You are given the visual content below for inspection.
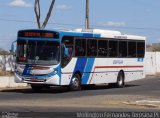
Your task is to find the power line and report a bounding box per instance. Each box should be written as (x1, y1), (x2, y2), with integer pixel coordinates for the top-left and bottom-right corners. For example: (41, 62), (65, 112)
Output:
(0, 18), (84, 27)
(0, 18), (160, 31)
(0, 18), (37, 23)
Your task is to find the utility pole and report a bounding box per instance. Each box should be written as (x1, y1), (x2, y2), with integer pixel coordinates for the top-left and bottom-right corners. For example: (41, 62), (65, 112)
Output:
(85, 0), (89, 29)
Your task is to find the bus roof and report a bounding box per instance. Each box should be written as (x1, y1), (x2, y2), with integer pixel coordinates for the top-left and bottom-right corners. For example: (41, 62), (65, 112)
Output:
(18, 29), (146, 41)
(74, 29), (146, 40)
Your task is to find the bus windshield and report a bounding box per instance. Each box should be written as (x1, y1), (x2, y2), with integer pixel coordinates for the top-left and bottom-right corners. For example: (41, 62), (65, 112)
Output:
(17, 40), (60, 65)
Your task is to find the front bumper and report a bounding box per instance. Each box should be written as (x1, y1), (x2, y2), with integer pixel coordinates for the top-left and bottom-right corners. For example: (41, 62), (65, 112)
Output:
(15, 73), (60, 85)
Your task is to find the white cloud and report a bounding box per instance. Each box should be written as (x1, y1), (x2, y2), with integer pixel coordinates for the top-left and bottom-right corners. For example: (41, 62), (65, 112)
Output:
(56, 4), (71, 11)
(8, 0), (32, 8)
(100, 21), (126, 27)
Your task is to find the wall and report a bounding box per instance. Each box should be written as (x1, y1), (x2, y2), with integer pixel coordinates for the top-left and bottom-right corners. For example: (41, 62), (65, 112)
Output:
(144, 52), (160, 75)
(155, 52), (160, 72)
(0, 55), (15, 71)
(0, 76), (27, 88)
(144, 52), (156, 75)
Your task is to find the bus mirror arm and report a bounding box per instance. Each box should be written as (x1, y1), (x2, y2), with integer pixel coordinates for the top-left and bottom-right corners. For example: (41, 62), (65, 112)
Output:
(10, 40), (17, 56)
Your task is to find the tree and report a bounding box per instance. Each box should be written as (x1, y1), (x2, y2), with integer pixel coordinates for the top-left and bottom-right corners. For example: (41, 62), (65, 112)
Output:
(34, 0), (56, 29)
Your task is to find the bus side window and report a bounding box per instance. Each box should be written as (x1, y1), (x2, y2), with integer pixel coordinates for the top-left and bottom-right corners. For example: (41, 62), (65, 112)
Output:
(75, 39), (86, 57)
(87, 39), (97, 57)
(119, 41), (127, 57)
(61, 36), (74, 68)
(98, 40), (108, 57)
(109, 40), (118, 57)
(128, 42), (136, 57)
(137, 42), (145, 58)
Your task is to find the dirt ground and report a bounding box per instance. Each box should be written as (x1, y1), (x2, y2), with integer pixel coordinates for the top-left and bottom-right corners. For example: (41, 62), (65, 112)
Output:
(0, 70), (14, 76)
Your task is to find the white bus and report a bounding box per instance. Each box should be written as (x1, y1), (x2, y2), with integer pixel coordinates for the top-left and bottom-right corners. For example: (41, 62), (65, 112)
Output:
(12, 29), (146, 91)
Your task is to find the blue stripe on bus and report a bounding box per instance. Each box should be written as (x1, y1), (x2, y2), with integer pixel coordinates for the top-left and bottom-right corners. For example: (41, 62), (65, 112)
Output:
(83, 33), (94, 37)
(82, 58), (95, 84)
(70, 58), (87, 84)
(83, 33), (101, 38)
(23, 64), (31, 75)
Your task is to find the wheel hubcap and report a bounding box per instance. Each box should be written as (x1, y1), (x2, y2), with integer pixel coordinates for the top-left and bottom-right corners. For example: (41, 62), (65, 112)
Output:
(72, 77), (79, 88)
(118, 75), (123, 86)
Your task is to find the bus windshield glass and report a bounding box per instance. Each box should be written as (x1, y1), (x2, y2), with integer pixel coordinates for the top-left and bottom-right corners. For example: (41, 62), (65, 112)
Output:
(17, 40), (60, 65)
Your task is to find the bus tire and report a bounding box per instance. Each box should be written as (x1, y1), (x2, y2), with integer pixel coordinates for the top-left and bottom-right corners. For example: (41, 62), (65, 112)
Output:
(31, 84), (43, 91)
(116, 71), (125, 88)
(70, 74), (81, 91)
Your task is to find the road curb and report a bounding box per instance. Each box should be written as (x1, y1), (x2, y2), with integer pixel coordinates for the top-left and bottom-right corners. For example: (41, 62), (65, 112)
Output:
(0, 86), (31, 92)
(122, 100), (160, 108)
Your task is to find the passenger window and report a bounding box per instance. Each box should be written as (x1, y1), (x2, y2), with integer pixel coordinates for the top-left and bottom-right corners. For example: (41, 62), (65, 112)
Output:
(137, 42), (145, 57)
(61, 36), (74, 68)
(119, 41), (127, 57)
(98, 40), (108, 57)
(75, 39), (86, 57)
(109, 41), (118, 57)
(128, 42), (136, 57)
(87, 39), (97, 57)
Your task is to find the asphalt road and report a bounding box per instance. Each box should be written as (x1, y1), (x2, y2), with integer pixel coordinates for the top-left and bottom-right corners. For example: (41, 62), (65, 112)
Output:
(1, 75), (160, 99)
(0, 75), (160, 117)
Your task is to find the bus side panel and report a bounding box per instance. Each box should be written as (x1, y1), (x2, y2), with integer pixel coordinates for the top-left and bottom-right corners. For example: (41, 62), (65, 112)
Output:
(61, 58), (77, 85)
(82, 58), (118, 85)
(81, 58), (95, 84)
(88, 58), (118, 84)
(124, 58), (144, 82)
(87, 58), (144, 84)
(60, 57), (144, 85)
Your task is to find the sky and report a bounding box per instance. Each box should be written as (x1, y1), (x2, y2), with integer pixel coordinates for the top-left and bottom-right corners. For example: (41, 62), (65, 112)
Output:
(0, 0), (160, 51)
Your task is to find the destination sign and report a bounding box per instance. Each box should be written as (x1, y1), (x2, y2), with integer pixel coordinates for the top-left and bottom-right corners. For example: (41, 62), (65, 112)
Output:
(18, 30), (59, 38)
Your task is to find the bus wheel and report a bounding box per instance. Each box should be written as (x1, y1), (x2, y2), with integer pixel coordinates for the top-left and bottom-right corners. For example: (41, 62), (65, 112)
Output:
(70, 74), (81, 91)
(31, 84), (43, 91)
(116, 72), (125, 88)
